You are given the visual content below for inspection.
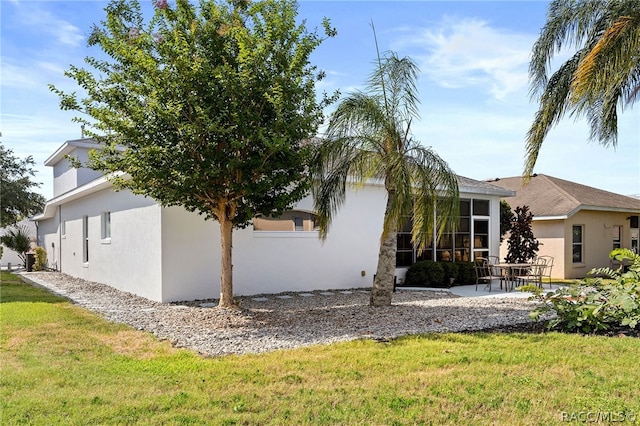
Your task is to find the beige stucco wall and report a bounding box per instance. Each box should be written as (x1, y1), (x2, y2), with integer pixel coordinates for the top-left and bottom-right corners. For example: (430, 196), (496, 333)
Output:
(500, 210), (638, 279)
(530, 220), (565, 278)
(562, 210), (636, 279)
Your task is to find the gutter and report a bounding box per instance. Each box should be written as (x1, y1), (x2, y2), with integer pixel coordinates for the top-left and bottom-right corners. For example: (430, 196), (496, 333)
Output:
(33, 172), (126, 221)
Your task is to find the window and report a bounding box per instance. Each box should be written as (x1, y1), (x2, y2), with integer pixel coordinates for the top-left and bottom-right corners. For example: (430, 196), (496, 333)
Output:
(253, 211), (318, 232)
(473, 199), (490, 216)
(82, 215), (89, 263)
(613, 225), (621, 250)
(472, 219), (489, 260)
(101, 212), (111, 240)
(61, 220), (66, 238)
(572, 225), (583, 264)
(395, 198), (478, 266)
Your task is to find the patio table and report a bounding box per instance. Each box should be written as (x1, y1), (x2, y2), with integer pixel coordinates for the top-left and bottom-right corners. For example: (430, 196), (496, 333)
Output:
(494, 263), (532, 291)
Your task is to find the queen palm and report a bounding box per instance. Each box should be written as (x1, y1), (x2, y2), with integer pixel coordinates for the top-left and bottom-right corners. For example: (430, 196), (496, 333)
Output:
(525, 0), (640, 177)
(311, 51), (459, 307)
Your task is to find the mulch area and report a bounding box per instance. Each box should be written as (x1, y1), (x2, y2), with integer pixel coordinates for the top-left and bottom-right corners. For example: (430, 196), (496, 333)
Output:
(475, 321), (640, 338)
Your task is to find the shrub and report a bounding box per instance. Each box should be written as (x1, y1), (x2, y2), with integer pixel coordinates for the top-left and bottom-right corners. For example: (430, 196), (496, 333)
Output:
(32, 246), (47, 271)
(455, 262), (476, 285)
(404, 261), (446, 288)
(505, 205), (539, 263)
(530, 249), (640, 333)
(441, 262), (459, 286)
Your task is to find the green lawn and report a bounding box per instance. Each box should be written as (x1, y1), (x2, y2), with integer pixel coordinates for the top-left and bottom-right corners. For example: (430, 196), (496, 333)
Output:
(1, 271), (639, 425)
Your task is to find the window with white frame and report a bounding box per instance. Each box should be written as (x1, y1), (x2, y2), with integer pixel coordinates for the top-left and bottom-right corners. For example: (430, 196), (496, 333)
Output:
(396, 198), (489, 267)
(253, 211), (318, 232)
(61, 220), (66, 238)
(101, 212), (111, 240)
(82, 215), (89, 263)
(572, 225), (583, 264)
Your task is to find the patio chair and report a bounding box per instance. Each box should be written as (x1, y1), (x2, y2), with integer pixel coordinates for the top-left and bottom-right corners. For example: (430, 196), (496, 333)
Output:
(537, 255), (554, 288)
(487, 256), (507, 290)
(514, 258), (546, 288)
(474, 258), (503, 292)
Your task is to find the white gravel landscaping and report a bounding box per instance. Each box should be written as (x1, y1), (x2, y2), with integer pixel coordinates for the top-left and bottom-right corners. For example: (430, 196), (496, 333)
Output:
(18, 271), (546, 357)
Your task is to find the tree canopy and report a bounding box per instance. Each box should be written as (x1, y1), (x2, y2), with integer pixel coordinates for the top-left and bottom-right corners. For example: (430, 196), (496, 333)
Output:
(525, 0), (640, 178)
(0, 143), (46, 227)
(50, 0), (336, 307)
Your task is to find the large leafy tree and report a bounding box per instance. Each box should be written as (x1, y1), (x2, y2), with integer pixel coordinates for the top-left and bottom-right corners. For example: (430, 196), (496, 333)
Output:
(0, 143), (46, 227)
(311, 49), (459, 307)
(525, 0), (640, 177)
(50, 0), (336, 308)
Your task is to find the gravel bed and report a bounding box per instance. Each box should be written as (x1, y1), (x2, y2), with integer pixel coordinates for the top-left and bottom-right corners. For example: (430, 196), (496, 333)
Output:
(19, 272), (548, 357)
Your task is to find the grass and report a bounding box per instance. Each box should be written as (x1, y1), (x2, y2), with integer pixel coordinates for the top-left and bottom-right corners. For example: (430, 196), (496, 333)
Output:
(2, 271), (639, 425)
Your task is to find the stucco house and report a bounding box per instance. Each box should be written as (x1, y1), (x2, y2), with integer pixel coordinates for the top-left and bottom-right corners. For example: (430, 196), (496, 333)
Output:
(34, 138), (513, 302)
(489, 174), (640, 279)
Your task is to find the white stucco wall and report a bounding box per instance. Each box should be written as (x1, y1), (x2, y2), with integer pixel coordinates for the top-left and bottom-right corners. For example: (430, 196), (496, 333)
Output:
(157, 184), (387, 301)
(234, 185), (386, 296)
(52, 147), (103, 197)
(160, 206), (219, 302)
(38, 188), (164, 301)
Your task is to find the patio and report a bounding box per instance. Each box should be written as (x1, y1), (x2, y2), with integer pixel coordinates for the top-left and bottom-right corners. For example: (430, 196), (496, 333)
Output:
(404, 282), (563, 299)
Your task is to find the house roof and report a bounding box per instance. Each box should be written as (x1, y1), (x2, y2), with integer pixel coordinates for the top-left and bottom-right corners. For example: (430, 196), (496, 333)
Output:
(33, 172), (126, 221)
(44, 138), (103, 166)
(457, 175), (515, 197)
(487, 174), (640, 219)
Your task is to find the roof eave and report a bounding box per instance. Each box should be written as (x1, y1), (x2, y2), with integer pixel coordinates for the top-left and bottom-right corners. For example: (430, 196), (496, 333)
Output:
(33, 172), (125, 220)
(532, 205), (640, 221)
(44, 138), (102, 166)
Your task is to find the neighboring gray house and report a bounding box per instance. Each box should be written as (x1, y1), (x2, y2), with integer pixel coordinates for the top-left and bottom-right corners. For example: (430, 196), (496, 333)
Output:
(34, 138), (513, 302)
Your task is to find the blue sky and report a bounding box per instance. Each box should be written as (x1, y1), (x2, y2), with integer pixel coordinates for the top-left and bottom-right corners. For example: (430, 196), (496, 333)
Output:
(2, 0), (639, 200)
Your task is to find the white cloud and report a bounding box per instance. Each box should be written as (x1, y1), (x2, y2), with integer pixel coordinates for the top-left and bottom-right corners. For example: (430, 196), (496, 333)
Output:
(395, 17), (534, 101)
(26, 9), (85, 47)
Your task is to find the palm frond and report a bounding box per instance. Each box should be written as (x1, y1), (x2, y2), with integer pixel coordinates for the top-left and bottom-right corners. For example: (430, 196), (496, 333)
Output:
(367, 52), (420, 128)
(405, 145), (459, 251)
(529, 0), (604, 97)
(526, 0), (639, 178)
(524, 52), (581, 178)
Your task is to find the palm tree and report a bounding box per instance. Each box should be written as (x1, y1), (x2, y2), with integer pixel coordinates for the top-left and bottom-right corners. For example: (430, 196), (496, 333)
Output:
(525, 0), (640, 178)
(311, 50), (459, 307)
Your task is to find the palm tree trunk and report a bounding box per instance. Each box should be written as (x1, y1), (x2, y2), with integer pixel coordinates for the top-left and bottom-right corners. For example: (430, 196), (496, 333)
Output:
(370, 193), (398, 307)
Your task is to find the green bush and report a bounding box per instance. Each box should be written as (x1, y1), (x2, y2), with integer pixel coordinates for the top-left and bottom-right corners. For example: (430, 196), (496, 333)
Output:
(404, 261), (475, 287)
(455, 262), (476, 285)
(530, 249), (640, 333)
(32, 246), (47, 271)
(404, 261), (446, 288)
(441, 262), (459, 286)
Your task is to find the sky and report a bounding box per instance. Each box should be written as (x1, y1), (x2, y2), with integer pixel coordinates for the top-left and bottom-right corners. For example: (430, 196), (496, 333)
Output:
(1, 0), (639, 201)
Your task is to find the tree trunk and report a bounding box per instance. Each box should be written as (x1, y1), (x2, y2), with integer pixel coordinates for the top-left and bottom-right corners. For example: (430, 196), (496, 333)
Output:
(370, 193), (398, 307)
(218, 213), (236, 309)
